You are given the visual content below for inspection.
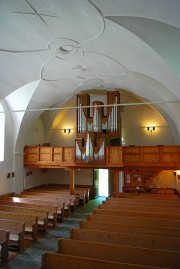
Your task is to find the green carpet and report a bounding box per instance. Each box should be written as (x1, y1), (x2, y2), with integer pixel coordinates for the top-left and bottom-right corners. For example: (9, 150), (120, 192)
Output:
(3, 197), (105, 269)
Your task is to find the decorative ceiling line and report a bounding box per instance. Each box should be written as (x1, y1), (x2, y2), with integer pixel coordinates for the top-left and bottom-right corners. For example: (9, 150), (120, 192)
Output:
(1, 99), (180, 114)
(12, 0), (61, 27)
(80, 0), (105, 44)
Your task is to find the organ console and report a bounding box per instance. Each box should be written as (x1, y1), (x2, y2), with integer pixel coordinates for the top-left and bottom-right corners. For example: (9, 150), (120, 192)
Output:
(75, 91), (121, 164)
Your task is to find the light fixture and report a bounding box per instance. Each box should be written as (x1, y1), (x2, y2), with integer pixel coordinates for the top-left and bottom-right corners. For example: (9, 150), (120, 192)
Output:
(147, 126), (155, 132)
(64, 128), (71, 134)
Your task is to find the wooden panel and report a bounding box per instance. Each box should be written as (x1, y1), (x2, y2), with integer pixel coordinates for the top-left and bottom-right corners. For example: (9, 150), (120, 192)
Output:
(53, 147), (63, 162)
(40, 147), (53, 162)
(106, 147), (122, 165)
(161, 146), (180, 153)
(63, 148), (75, 164)
(123, 154), (141, 162)
(24, 146), (39, 164)
(162, 153), (180, 162)
(123, 147), (140, 154)
(142, 147), (159, 153)
(143, 154), (159, 162)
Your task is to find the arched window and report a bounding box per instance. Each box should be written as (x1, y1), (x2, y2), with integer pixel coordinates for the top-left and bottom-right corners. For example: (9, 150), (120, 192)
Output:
(0, 103), (5, 161)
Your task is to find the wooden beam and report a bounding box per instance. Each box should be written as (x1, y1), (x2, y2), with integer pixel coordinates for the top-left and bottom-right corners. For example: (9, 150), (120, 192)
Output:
(70, 169), (75, 195)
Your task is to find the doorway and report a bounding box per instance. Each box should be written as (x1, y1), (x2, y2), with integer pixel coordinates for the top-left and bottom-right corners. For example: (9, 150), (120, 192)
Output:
(94, 169), (109, 197)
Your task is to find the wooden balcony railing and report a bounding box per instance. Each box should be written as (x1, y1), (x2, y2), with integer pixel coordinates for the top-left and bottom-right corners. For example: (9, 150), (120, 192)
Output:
(24, 145), (180, 170)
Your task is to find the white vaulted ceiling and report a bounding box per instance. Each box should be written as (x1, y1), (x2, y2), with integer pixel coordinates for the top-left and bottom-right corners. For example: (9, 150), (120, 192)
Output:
(0, 0), (180, 145)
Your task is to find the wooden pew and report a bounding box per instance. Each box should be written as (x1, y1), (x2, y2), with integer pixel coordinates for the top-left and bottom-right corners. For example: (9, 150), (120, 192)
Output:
(19, 192), (68, 217)
(0, 199), (58, 228)
(104, 197), (180, 207)
(23, 190), (77, 212)
(70, 228), (180, 251)
(0, 205), (49, 234)
(87, 213), (180, 229)
(0, 229), (9, 265)
(39, 252), (160, 269)
(0, 211), (38, 241)
(103, 200), (180, 210)
(57, 238), (179, 268)
(105, 195), (180, 201)
(99, 203), (180, 214)
(93, 208), (180, 220)
(118, 192), (179, 200)
(35, 185), (89, 204)
(80, 220), (180, 238)
(0, 219), (25, 252)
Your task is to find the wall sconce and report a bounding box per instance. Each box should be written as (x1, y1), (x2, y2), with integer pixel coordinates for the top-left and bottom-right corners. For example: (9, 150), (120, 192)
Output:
(147, 126), (155, 132)
(64, 128), (71, 134)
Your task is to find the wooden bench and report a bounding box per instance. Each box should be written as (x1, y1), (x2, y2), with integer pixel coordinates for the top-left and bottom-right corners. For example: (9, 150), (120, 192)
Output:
(103, 199), (180, 209)
(39, 252), (161, 269)
(35, 185), (89, 204)
(70, 228), (180, 251)
(80, 220), (180, 238)
(20, 193), (68, 217)
(105, 197), (180, 205)
(57, 238), (179, 268)
(93, 208), (180, 220)
(0, 211), (38, 241)
(118, 192), (179, 200)
(87, 213), (180, 229)
(0, 199), (58, 228)
(0, 205), (49, 234)
(0, 229), (9, 265)
(0, 219), (25, 252)
(99, 203), (180, 214)
(23, 190), (78, 211)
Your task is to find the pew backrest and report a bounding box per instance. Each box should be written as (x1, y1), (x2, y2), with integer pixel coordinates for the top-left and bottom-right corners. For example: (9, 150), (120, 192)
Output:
(0, 219), (25, 252)
(70, 228), (180, 251)
(57, 238), (180, 268)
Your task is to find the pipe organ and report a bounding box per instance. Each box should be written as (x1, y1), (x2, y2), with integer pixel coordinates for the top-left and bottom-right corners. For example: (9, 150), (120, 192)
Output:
(75, 91), (121, 164)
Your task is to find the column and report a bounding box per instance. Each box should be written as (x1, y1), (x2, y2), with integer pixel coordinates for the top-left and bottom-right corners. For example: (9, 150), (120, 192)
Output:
(113, 170), (119, 198)
(69, 169), (75, 195)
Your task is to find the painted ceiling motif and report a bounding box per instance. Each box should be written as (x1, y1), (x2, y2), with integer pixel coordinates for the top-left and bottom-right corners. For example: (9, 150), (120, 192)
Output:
(0, 0), (180, 144)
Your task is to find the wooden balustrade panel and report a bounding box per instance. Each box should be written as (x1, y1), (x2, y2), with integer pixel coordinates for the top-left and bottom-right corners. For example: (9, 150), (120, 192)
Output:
(24, 145), (180, 168)
(106, 147), (122, 165)
(24, 146), (39, 164)
(39, 147), (53, 162)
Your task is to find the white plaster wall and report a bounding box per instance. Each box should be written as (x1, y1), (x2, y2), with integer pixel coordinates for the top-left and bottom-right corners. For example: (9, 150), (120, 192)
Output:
(0, 110), (15, 195)
(49, 169), (93, 186)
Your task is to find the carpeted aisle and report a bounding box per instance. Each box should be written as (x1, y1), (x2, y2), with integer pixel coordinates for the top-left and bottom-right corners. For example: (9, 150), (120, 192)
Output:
(2, 197), (105, 269)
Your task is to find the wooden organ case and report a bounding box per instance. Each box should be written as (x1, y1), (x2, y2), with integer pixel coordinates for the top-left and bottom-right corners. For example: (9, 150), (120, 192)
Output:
(75, 91), (121, 164)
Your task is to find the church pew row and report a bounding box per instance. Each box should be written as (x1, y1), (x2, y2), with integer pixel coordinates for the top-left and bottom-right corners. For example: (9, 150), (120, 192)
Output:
(93, 208), (180, 220)
(99, 203), (180, 214)
(0, 219), (25, 252)
(0, 229), (9, 265)
(87, 213), (180, 229)
(57, 238), (179, 269)
(70, 228), (180, 251)
(80, 220), (180, 238)
(34, 185), (89, 204)
(118, 192), (179, 199)
(103, 200), (180, 209)
(18, 193), (68, 217)
(39, 252), (164, 269)
(23, 190), (78, 211)
(105, 197), (180, 205)
(0, 199), (58, 228)
(0, 211), (38, 242)
(0, 205), (49, 234)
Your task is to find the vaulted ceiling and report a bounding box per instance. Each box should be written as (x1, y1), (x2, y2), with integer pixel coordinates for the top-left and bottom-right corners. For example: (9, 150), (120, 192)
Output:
(0, 0), (180, 145)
